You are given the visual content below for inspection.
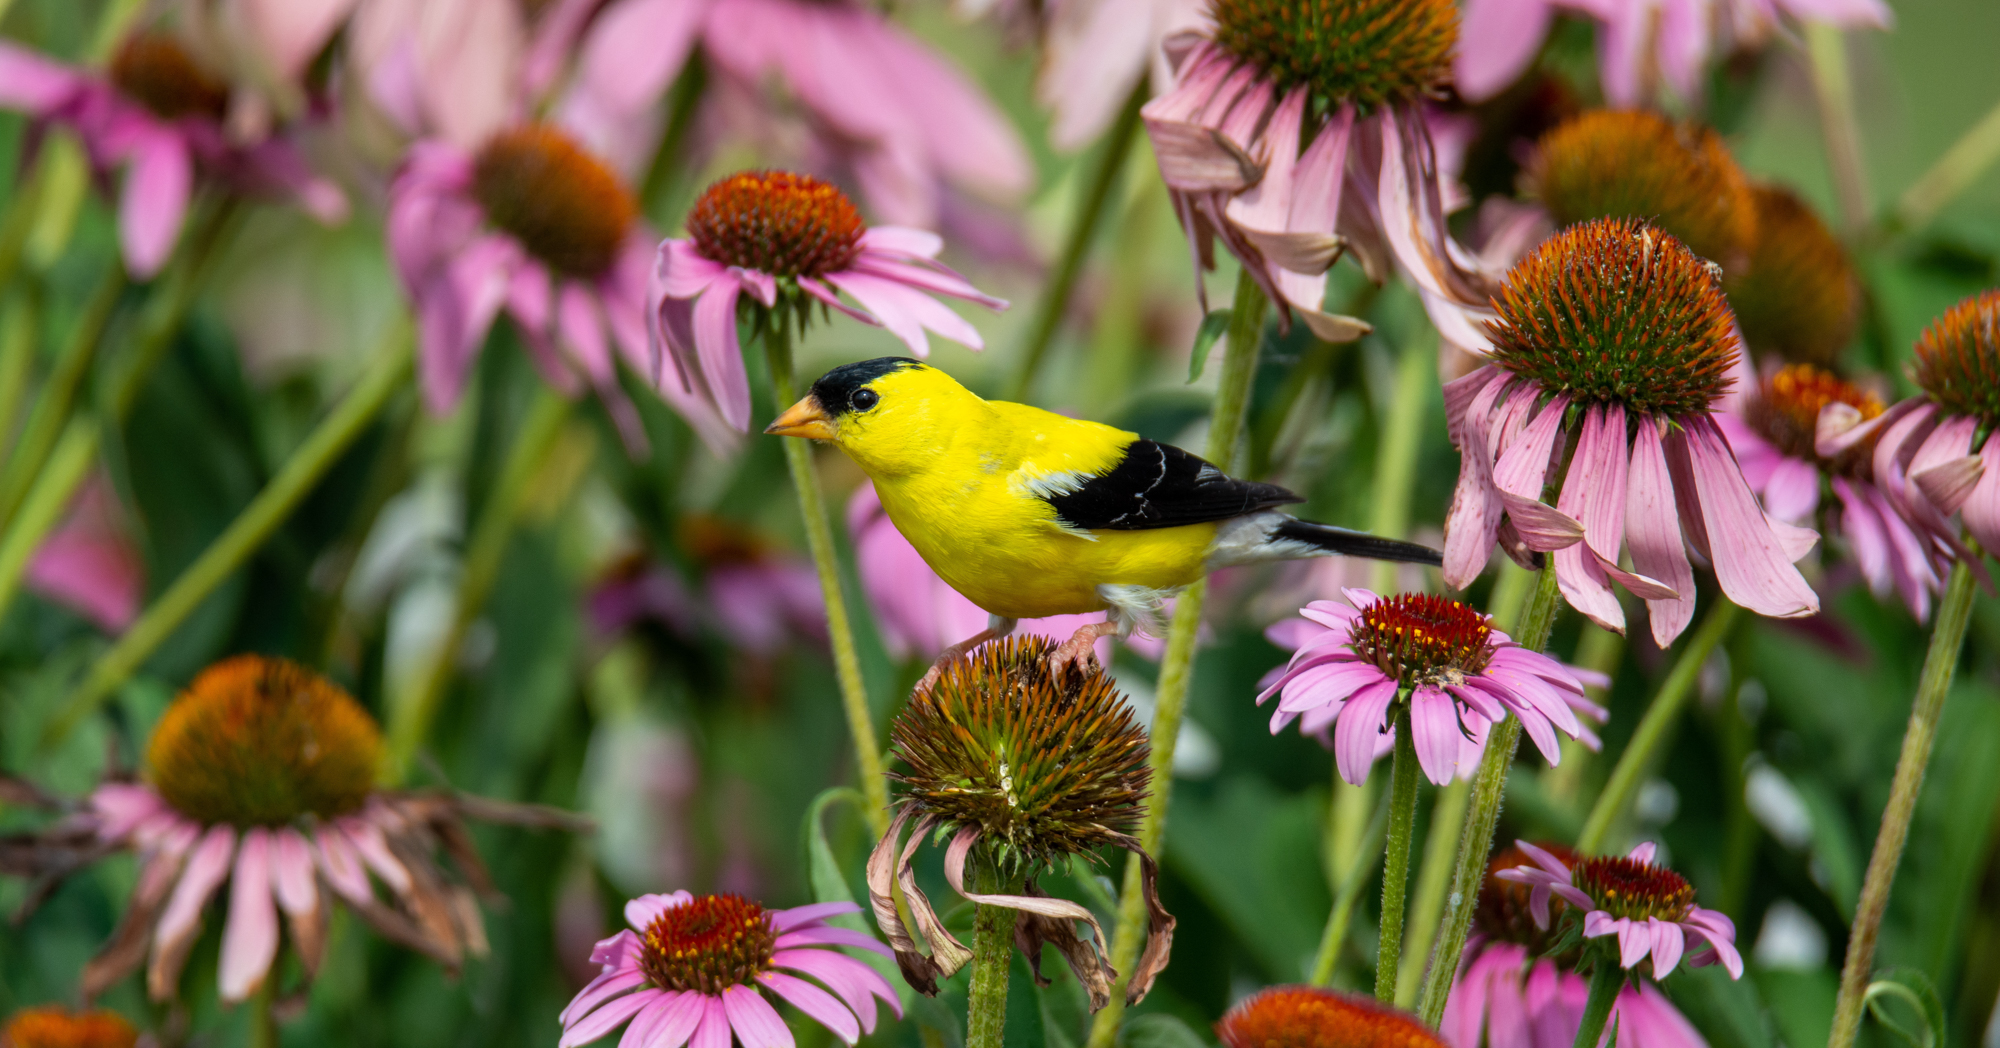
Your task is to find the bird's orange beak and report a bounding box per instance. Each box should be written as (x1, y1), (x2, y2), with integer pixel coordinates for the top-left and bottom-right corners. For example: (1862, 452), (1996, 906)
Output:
(764, 395), (836, 439)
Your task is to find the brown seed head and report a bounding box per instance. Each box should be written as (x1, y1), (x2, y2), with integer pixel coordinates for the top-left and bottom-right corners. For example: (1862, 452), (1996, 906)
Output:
(147, 654), (381, 827)
(472, 125), (637, 279)
(891, 636), (1150, 864)
(687, 171), (867, 280)
(637, 894), (777, 993)
(1474, 842), (1578, 957)
(1911, 289), (2000, 428)
(1217, 986), (1446, 1048)
(1725, 185), (1858, 368)
(1348, 593), (1494, 687)
(1207, 0), (1457, 112)
(1, 1007), (138, 1048)
(110, 32), (229, 122)
(1486, 216), (1740, 417)
(1530, 110), (1755, 267)
(1746, 363), (1882, 464)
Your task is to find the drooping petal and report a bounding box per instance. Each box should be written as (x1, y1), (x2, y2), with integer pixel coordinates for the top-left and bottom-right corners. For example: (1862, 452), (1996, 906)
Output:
(149, 824), (237, 1000)
(1554, 404), (1629, 632)
(1679, 417), (1819, 618)
(1332, 679), (1397, 785)
(823, 270), (985, 355)
(118, 127), (193, 278)
(1961, 436), (2000, 553)
(1493, 395), (1585, 551)
(1648, 917), (1685, 978)
(1408, 686), (1464, 785)
(722, 984), (795, 1048)
(1627, 417), (1698, 645)
(1456, 0), (1555, 100)
(690, 274), (752, 432)
(219, 828), (280, 1002)
(1443, 369), (1515, 587)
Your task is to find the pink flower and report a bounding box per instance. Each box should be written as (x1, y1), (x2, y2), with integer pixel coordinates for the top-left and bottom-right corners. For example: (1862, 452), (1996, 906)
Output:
(1035, 0), (1206, 150)
(589, 519), (827, 654)
(25, 473), (143, 633)
(1456, 0), (1890, 107)
(0, 34), (344, 277)
(1497, 840), (1744, 980)
(1445, 943), (1711, 1048)
(1443, 217), (1819, 646)
(559, 891), (901, 1048)
(650, 170), (1005, 435)
(1257, 589), (1601, 786)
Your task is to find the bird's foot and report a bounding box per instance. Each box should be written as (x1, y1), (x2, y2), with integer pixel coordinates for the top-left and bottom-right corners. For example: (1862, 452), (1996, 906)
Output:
(1047, 621), (1121, 681)
(916, 618), (1018, 694)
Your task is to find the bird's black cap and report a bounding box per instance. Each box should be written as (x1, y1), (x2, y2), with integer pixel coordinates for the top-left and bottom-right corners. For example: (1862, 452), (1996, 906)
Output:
(809, 357), (920, 416)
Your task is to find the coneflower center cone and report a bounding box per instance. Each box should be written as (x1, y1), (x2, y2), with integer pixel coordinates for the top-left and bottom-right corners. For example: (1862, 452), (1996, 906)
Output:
(1475, 843), (1578, 957)
(891, 636), (1149, 864)
(109, 32), (229, 121)
(1911, 289), (2000, 428)
(1207, 0), (1457, 111)
(637, 894), (777, 993)
(1747, 364), (1881, 463)
(1725, 185), (1857, 368)
(1216, 985), (1447, 1048)
(1530, 110), (1755, 268)
(686, 171), (867, 280)
(1486, 216), (1739, 418)
(146, 654), (381, 828)
(472, 125), (637, 279)
(1349, 593), (1493, 688)
(2, 1007), (139, 1048)
(1570, 856), (1696, 923)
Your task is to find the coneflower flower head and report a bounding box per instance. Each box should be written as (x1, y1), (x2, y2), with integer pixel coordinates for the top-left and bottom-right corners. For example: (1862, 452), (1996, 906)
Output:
(1471, 842), (1579, 959)
(1747, 365), (1883, 467)
(1445, 216), (1820, 644)
(1530, 110), (1755, 268)
(1911, 290), (2000, 429)
(108, 32), (228, 121)
(471, 125), (638, 280)
(1217, 985), (1446, 1048)
(1726, 186), (1858, 368)
(1496, 841), (1742, 980)
(1207, 0), (1456, 113)
(0, 1007), (137, 1048)
(868, 638), (1174, 1009)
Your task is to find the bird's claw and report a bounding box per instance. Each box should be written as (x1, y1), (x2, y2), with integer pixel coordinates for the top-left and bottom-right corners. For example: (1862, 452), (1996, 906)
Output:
(1047, 621), (1121, 682)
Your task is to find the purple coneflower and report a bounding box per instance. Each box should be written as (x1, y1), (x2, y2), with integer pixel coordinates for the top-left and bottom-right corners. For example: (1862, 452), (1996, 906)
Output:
(24, 473), (143, 634)
(1035, 0), (1205, 150)
(1218, 985), (1442, 1048)
(557, 890), (901, 1048)
(1258, 590), (1600, 786)
(1443, 216), (1820, 646)
(1496, 840), (1743, 980)
(0, 31), (344, 276)
(650, 170), (1006, 434)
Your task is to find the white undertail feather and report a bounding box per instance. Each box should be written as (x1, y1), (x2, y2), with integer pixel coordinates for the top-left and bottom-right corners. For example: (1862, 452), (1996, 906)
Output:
(1204, 512), (1325, 568)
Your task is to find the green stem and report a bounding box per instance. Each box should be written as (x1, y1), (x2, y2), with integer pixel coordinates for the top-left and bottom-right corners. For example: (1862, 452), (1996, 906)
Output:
(1576, 599), (1743, 854)
(1006, 81), (1146, 403)
(763, 322), (890, 838)
(1087, 268), (1267, 1048)
(1309, 786), (1390, 986)
(966, 857), (1026, 1048)
(45, 328), (415, 748)
(1891, 94), (2000, 236)
(0, 264), (124, 529)
(1414, 562), (1560, 1026)
(1805, 22), (1872, 236)
(385, 382), (568, 779)
(1572, 963), (1624, 1048)
(247, 977), (278, 1048)
(1396, 775), (1469, 1005)
(1828, 560), (1977, 1048)
(0, 418), (98, 625)
(1542, 624), (1623, 807)
(1375, 705), (1422, 1001)
(0, 291), (38, 458)
(1369, 332), (1433, 594)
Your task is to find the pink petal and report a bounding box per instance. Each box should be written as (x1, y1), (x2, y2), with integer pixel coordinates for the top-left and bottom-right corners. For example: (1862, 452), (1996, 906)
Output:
(1409, 686), (1464, 785)
(1443, 369), (1515, 587)
(1332, 680), (1397, 786)
(0, 41), (84, 112)
(1680, 417), (1820, 618)
(1962, 437), (2000, 553)
(219, 828), (279, 1002)
(823, 270), (984, 356)
(1456, 0), (1554, 100)
(639, 991), (709, 1048)
(1762, 455), (1823, 524)
(1493, 395), (1585, 551)
(153, 824), (238, 969)
(270, 828), (319, 917)
(1275, 660), (1388, 714)
(690, 274), (752, 432)
(312, 824), (373, 903)
(563, 970), (651, 1028)
(690, 995), (731, 1048)
(772, 949), (901, 1028)
(625, 891), (693, 932)
(119, 127), (192, 278)
(1627, 417), (1698, 646)
(1554, 404), (1629, 633)
(772, 901), (861, 931)
(772, 926), (894, 956)
(562, 988), (662, 1048)
(339, 816), (413, 894)
(758, 972), (860, 1044)
(1648, 917), (1685, 977)
(722, 984), (794, 1048)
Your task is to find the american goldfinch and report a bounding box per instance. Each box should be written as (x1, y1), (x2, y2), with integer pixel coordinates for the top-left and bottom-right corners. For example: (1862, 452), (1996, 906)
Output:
(767, 357), (1441, 664)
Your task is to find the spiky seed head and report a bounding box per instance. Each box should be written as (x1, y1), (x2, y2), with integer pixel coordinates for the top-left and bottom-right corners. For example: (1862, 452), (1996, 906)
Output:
(1486, 216), (1740, 418)
(1725, 185), (1858, 367)
(147, 655), (381, 828)
(1530, 110), (1755, 268)
(890, 636), (1150, 866)
(1217, 986), (1445, 1048)
(472, 125), (637, 278)
(636, 894), (776, 993)
(1746, 364), (1882, 464)
(1475, 842), (1578, 958)
(1, 1008), (138, 1048)
(1349, 594), (1494, 688)
(1571, 855), (1696, 923)
(110, 32), (229, 121)
(1208, 0), (1457, 113)
(1911, 290), (2000, 428)
(687, 171), (868, 280)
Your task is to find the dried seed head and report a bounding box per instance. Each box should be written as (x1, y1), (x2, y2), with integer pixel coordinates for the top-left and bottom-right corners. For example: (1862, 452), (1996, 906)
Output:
(1208, 0), (1457, 112)
(637, 894), (777, 994)
(110, 32), (229, 122)
(1725, 185), (1858, 368)
(1348, 594), (1494, 688)
(472, 125), (637, 279)
(1571, 855), (1696, 923)
(1746, 364), (1882, 464)
(1487, 216), (1740, 418)
(687, 171), (867, 279)
(1, 1008), (138, 1048)
(891, 636), (1150, 864)
(1217, 986), (1445, 1048)
(147, 655), (381, 828)
(1911, 289), (2000, 428)
(1475, 842), (1577, 957)
(1530, 110), (1755, 268)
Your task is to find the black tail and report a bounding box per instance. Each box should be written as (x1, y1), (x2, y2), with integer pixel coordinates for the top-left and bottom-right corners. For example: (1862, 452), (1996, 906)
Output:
(1275, 518), (1443, 566)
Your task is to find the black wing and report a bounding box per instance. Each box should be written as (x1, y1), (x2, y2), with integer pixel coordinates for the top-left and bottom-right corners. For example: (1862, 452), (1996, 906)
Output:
(1042, 439), (1302, 531)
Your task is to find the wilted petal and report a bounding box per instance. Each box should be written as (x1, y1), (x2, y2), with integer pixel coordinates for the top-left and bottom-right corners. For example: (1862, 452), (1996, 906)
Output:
(1680, 417), (1820, 618)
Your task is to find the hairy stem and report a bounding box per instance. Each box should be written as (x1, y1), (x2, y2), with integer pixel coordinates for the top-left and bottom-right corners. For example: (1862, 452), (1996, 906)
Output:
(1376, 705), (1422, 1001)
(1576, 600), (1742, 854)
(765, 322), (891, 837)
(1828, 560), (1977, 1048)
(1414, 562), (1560, 1025)
(1087, 268), (1267, 1048)
(966, 857), (1026, 1048)
(1397, 775), (1469, 1005)
(1572, 963), (1624, 1048)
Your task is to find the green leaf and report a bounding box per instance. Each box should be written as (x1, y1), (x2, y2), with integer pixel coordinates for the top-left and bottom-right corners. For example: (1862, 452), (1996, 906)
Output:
(1187, 310), (1232, 383)
(1120, 1013), (1210, 1048)
(1662, 967), (1774, 1048)
(1864, 968), (1947, 1048)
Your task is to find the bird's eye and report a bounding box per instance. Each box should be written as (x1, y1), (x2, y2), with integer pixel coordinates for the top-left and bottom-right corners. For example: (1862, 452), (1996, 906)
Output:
(852, 389), (880, 411)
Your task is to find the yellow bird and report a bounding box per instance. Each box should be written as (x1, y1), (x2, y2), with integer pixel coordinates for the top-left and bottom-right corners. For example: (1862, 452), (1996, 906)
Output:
(766, 357), (1441, 667)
